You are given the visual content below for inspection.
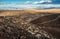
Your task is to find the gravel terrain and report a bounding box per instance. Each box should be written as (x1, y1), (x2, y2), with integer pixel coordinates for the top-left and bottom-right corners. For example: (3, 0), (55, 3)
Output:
(0, 13), (60, 39)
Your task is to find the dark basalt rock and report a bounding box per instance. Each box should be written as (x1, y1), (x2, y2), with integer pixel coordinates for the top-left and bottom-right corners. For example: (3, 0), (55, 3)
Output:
(0, 13), (60, 39)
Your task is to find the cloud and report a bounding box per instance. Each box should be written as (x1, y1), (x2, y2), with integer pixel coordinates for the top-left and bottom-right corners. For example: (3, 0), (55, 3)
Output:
(33, 2), (39, 4)
(40, 0), (52, 3)
(39, 1), (45, 3)
(45, 0), (52, 2)
(33, 0), (52, 4)
(25, 1), (30, 4)
(25, 0), (52, 4)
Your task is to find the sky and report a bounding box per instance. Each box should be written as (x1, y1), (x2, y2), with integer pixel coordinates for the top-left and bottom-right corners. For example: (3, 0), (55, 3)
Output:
(0, 0), (60, 10)
(0, 0), (60, 4)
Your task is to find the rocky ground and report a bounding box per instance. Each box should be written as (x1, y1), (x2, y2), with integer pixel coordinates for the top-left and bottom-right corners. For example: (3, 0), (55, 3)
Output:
(0, 13), (60, 39)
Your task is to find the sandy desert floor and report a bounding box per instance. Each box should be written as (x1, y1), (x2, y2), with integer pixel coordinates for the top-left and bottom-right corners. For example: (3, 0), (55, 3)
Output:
(26, 9), (60, 13)
(0, 9), (60, 16)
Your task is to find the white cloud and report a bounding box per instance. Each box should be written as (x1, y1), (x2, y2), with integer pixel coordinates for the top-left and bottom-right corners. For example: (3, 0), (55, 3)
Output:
(33, 2), (39, 4)
(40, 0), (52, 3)
(25, 1), (30, 4)
(25, 0), (52, 4)
(39, 1), (45, 3)
(33, 0), (52, 4)
(46, 0), (52, 2)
